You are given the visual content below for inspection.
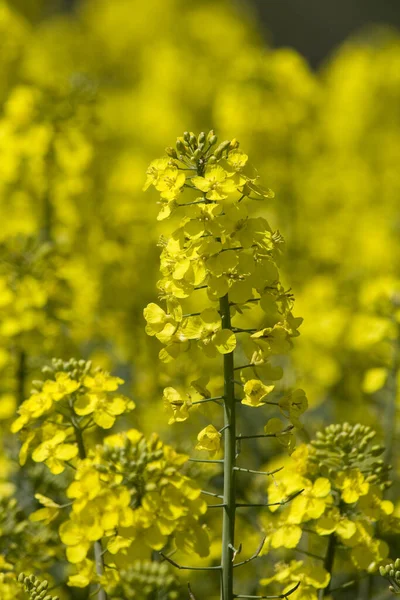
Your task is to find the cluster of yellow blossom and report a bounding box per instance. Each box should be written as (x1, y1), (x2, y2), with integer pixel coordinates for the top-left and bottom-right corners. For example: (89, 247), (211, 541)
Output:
(144, 131), (307, 452)
(12, 358), (133, 473)
(260, 423), (398, 599)
(32, 428), (208, 589)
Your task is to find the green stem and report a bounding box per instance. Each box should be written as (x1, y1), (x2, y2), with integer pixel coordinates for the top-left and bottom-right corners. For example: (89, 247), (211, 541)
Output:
(220, 293), (236, 600)
(318, 534), (336, 599)
(73, 423), (107, 600)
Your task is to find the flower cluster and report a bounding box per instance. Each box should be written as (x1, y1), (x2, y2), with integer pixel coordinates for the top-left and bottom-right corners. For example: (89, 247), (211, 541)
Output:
(17, 573), (59, 600)
(31, 427), (208, 589)
(261, 423), (398, 599)
(144, 131), (306, 447)
(11, 358), (133, 473)
(380, 559), (400, 595)
(104, 560), (181, 600)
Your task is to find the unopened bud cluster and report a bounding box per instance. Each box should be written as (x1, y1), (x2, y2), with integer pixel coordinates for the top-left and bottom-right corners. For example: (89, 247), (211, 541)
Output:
(309, 423), (391, 489)
(166, 129), (235, 176)
(380, 559), (400, 594)
(36, 357), (93, 389)
(17, 574), (58, 600)
(101, 433), (165, 508)
(106, 561), (180, 600)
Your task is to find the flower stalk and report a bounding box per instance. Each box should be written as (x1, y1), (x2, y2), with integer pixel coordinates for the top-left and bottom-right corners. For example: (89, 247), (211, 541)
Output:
(220, 292), (237, 600)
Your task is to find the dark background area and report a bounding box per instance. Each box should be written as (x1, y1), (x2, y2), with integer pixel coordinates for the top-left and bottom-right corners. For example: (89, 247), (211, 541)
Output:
(9, 0), (400, 68)
(251, 0), (400, 67)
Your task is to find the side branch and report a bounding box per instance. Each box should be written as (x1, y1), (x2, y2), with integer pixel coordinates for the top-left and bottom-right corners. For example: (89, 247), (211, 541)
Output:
(232, 537), (265, 568)
(160, 552), (222, 571)
(234, 582), (301, 599)
(236, 489), (304, 508)
(234, 466), (283, 477)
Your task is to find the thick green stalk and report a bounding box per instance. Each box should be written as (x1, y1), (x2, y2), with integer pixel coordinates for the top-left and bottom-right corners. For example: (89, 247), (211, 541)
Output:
(73, 422), (107, 600)
(319, 533), (336, 600)
(220, 293), (236, 600)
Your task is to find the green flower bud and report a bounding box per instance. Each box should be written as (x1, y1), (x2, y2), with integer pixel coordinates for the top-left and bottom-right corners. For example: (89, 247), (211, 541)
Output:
(213, 140), (231, 158)
(165, 146), (177, 158)
(183, 131), (190, 142)
(198, 132), (206, 145)
(176, 139), (186, 154)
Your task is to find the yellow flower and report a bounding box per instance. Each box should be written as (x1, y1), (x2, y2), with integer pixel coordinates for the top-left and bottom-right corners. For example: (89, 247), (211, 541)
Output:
(60, 513), (103, 563)
(195, 425), (221, 455)
(42, 372), (80, 400)
(289, 478), (331, 522)
(278, 389), (308, 427)
(242, 379), (275, 407)
(32, 430), (78, 474)
(11, 391), (53, 431)
(155, 167), (186, 200)
(144, 301), (182, 342)
(29, 493), (61, 524)
(226, 149), (248, 170)
(163, 387), (192, 424)
(74, 393), (131, 429)
(335, 469), (369, 504)
(83, 372), (124, 393)
(315, 506), (356, 540)
(192, 166), (236, 200)
(67, 559), (95, 587)
(143, 157), (170, 190)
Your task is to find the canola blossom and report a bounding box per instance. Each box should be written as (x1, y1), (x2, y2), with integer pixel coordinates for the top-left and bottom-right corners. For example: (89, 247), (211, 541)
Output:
(145, 130), (307, 600)
(0, 1), (400, 599)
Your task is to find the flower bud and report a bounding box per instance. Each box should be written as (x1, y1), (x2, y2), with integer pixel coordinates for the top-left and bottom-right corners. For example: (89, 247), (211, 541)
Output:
(176, 139), (186, 154)
(165, 146), (177, 158)
(37, 580), (49, 592)
(198, 132), (206, 145)
(213, 140), (231, 158)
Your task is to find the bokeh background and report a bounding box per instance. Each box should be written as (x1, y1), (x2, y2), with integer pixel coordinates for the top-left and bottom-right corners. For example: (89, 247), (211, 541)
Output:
(2, 0), (400, 598)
